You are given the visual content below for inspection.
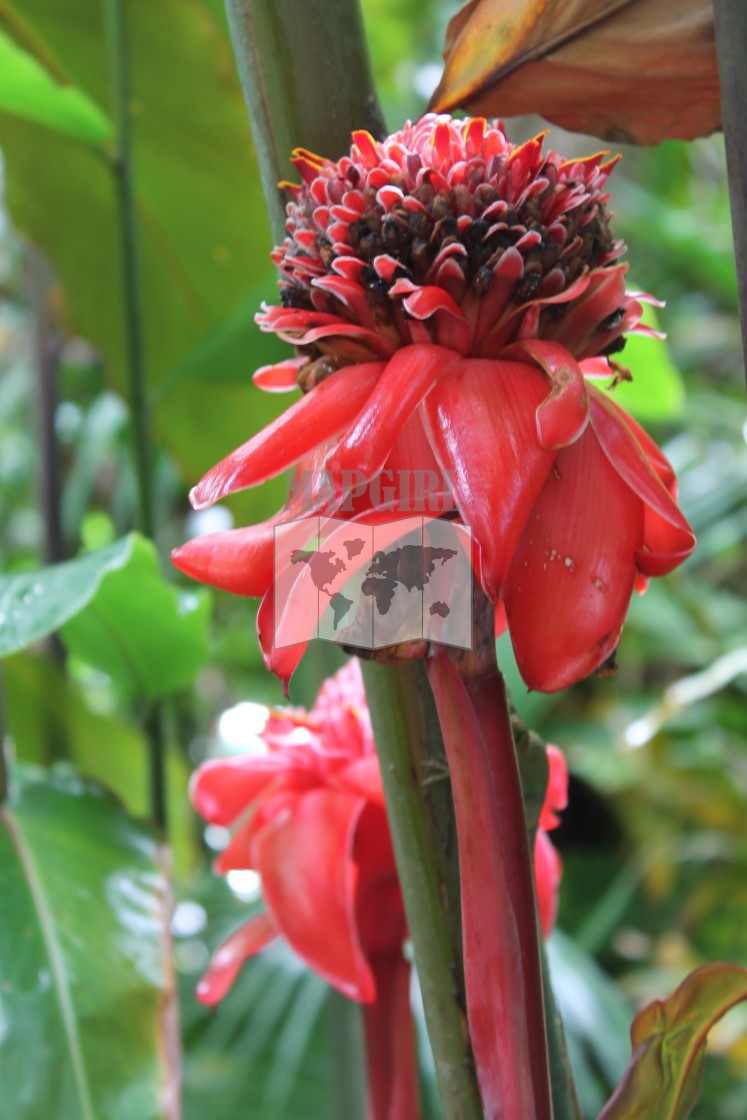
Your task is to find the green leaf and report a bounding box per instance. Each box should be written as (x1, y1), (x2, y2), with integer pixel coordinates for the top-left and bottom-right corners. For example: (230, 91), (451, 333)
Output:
(0, 766), (178, 1120)
(0, 535), (210, 698)
(602, 303), (685, 421)
(0, 534), (135, 657)
(0, 0), (288, 508)
(0, 26), (111, 142)
(4, 652), (197, 876)
(60, 535), (211, 699)
(598, 962), (747, 1120)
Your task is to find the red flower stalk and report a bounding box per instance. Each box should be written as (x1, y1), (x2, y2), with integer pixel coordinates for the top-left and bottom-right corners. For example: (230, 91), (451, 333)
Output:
(427, 651), (568, 1120)
(191, 659), (566, 1117)
(173, 114), (694, 693)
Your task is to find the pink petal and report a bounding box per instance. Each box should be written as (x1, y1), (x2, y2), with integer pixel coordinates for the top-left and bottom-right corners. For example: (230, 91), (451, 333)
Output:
(330, 344), (460, 482)
(190, 755), (295, 826)
(422, 359), (554, 599)
(196, 914), (278, 1005)
(254, 788), (376, 1001)
(331, 756), (386, 808)
(534, 831), (562, 940)
(539, 745), (569, 830)
(252, 357), (305, 392)
(190, 361), (384, 509)
(504, 425), (645, 692)
(363, 956), (419, 1120)
(588, 389), (695, 575)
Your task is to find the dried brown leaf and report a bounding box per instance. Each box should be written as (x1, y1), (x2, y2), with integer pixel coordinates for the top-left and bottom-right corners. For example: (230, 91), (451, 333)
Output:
(431, 0), (720, 146)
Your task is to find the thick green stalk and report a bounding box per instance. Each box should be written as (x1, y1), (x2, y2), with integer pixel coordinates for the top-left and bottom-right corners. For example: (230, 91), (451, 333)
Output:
(224, 0), (386, 243)
(714, 1), (747, 383)
(360, 660), (484, 1120)
(104, 0), (166, 830)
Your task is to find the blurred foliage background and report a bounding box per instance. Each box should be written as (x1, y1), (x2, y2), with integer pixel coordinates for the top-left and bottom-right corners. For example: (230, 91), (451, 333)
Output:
(0, 1), (745, 1117)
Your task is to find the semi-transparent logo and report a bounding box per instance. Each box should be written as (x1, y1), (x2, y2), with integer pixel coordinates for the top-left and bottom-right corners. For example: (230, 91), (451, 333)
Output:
(273, 514), (473, 652)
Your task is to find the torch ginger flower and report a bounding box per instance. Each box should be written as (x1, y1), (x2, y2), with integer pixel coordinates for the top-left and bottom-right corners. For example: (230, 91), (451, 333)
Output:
(191, 660), (567, 1118)
(173, 114), (695, 692)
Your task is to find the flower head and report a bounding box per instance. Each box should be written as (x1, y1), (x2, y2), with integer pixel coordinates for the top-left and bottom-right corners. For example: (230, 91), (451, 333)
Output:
(191, 659), (565, 1004)
(173, 115), (695, 692)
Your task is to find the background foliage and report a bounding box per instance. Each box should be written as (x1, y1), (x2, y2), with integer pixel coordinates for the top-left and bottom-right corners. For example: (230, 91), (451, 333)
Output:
(0, 1), (745, 1117)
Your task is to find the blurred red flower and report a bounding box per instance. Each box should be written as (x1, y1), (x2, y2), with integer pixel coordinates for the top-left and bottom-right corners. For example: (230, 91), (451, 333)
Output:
(191, 657), (566, 1004)
(173, 115), (694, 692)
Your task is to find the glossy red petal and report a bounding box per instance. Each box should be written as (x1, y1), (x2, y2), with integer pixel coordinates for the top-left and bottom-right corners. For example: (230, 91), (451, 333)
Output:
(511, 339), (590, 450)
(589, 389), (695, 575)
(423, 359), (554, 599)
(504, 426), (645, 692)
(190, 361), (384, 509)
(172, 514), (290, 598)
(330, 344), (460, 482)
(257, 586), (308, 697)
(254, 788), (376, 1002)
(402, 288), (473, 352)
(195, 914), (278, 1005)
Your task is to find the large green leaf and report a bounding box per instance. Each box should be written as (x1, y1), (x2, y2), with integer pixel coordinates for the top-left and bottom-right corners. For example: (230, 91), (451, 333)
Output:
(0, 534), (134, 657)
(0, 766), (179, 1120)
(60, 535), (211, 699)
(0, 26), (111, 142)
(0, 534), (210, 698)
(598, 962), (747, 1120)
(0, 0), (287, 506)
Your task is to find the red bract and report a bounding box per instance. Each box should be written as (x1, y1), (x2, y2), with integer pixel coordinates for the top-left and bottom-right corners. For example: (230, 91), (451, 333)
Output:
(192, 659), (416, 1120)
(173, 114), (695, 692)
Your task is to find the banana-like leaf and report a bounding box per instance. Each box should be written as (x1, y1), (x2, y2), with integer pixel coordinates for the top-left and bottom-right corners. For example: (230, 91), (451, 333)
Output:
(0, 0), (286, 509)
(0, 766), (180, 1120)
(430, 0), (720, 146)
(598, 962), (747, 1120)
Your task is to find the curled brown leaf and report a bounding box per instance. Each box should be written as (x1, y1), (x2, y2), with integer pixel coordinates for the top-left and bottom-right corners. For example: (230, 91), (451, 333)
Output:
(430, 0), (720, 146)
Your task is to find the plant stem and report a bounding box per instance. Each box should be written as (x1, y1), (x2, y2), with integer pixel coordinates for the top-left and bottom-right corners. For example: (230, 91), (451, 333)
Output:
(540, 938), (583, 1120)
(714, 1), (747, 383)
(428, 652), (553, 1120)
(104, 0), (154, 540)
(360, 660), (484, 1120)
(224, 0), (386, 243)
(104, 0), (166, 831)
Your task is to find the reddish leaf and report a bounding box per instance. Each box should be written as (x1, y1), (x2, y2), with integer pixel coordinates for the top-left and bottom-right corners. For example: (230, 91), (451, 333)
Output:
(431, 0), (720, 146)
(599, 962), (747, 1120)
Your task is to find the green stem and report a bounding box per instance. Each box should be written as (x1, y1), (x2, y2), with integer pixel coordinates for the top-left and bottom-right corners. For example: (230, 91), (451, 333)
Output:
(360, 660), (484, 1120)
(104, 0), (154, 539)
(104, 0), (166, 830)
(224, 0), (386, 243)
(714, 1), (747, 383)
(540, 939), (583, 1120)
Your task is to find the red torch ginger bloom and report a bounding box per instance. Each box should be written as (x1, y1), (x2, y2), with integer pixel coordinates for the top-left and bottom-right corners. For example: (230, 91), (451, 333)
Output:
(173, 114), (695, 692)
(191, 660), (566, 1117)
